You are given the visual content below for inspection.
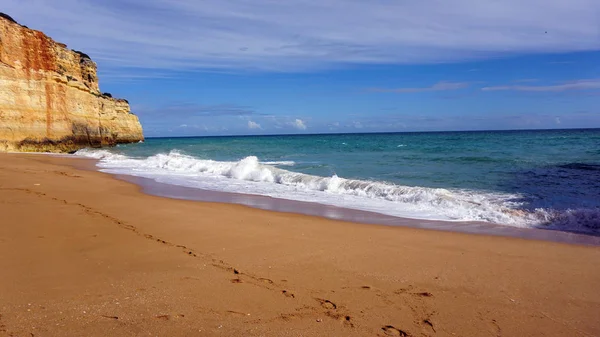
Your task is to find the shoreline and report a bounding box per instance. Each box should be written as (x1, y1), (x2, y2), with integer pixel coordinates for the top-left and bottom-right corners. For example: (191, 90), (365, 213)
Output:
(118, 174), (600, 246)
(1, 152), (599, 336)
(69, 152), (600, 246)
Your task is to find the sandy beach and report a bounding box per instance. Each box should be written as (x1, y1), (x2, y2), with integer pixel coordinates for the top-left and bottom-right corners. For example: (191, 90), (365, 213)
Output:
(1, 153), (599, 337)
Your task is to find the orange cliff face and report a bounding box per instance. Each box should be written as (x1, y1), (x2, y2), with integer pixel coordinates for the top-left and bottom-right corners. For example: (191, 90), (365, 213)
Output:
(0, 13), (144, 153)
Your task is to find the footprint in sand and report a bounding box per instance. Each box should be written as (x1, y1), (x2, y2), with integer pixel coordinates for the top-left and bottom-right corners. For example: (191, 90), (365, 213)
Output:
(423, 318), (436, 332)
(281, 290), (295, 298)
(415, 292), (433, 297)
(381, 325), (409, 336)
(259, 278), (274, 284)
(316, 298), (337, 310)
(226, 310), (247, 316)
(394, 287), (434, 298)
(155, 314), (184, 321)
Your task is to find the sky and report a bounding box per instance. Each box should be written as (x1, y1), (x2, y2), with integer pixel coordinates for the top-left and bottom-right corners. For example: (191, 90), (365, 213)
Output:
(4, 0), (600, 136)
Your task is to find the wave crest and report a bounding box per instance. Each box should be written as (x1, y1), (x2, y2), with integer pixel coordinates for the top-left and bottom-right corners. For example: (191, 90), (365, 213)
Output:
(75, 149), (600, 234)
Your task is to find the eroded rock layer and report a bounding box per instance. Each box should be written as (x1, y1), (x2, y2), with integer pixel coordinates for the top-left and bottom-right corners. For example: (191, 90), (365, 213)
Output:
(0, 13), (143, 152)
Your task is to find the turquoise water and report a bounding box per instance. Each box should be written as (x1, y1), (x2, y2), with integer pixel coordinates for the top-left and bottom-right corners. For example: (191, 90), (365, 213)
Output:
(77, 129), (600, 234)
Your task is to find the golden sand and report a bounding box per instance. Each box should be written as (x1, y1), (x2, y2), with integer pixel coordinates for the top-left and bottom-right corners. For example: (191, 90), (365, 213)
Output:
(0, 153), (598, 336)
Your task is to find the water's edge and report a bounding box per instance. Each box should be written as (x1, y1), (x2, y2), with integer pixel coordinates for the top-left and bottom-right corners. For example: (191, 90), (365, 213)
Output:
(118, 173), (600, 246)
(54, 153), (600, 246)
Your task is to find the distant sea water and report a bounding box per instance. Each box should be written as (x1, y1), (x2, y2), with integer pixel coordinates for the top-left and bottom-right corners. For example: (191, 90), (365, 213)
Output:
(76, 129), (600, 235)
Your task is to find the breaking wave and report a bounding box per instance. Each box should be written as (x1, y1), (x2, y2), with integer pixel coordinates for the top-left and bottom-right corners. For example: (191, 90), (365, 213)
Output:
(76, 149), (600, 234)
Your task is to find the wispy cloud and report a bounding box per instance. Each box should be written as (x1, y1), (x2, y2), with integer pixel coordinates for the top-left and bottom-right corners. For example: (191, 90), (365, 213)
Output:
(4, 0), (599, 73)
(329, 110), (600, 132)
(370, 81), (470, 93)
(140, 103), (260, 117)
(98, 70), (177, 81)
(133, 102), (267, 135)
(482, 79), (600, 92)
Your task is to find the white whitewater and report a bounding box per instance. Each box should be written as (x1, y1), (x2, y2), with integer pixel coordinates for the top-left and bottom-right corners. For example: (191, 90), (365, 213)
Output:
(76, 149), (599, 233)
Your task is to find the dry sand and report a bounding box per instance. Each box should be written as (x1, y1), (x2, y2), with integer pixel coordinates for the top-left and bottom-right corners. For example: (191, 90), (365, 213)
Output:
(0, 153), (599, 336)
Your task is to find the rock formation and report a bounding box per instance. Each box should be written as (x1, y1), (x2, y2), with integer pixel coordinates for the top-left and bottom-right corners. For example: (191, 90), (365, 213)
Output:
(0, 13), (144, 152)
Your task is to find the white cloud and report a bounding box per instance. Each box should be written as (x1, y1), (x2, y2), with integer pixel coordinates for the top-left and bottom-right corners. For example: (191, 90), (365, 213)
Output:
(482, 79), (600, 92)
(371, 81), (469, 93)
(3, 0), (599, 73)
(247, 120), (262, 129)
(292, 119), (307, 130)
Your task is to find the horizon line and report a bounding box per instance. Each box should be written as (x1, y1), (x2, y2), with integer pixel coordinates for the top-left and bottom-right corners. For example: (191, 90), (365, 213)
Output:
(144, 127), (600, 139)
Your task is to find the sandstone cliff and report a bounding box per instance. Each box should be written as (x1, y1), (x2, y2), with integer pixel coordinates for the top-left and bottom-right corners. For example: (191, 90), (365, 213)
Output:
(0, 13), (143, 152)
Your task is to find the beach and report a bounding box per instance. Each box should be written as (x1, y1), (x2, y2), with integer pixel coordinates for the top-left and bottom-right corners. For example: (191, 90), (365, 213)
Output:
(1, 153), (599, 337)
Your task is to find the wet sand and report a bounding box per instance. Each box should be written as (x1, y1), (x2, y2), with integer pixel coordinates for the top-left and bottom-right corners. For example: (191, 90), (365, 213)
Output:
(1, 153), (599, 336)
(116, 175), (600, 246)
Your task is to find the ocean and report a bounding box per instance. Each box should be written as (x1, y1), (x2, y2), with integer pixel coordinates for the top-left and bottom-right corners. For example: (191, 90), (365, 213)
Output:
(76, 129), (600, 235)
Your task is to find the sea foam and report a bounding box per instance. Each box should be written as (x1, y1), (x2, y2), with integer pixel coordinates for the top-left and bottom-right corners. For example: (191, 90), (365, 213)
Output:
(76, 149), (600, 234)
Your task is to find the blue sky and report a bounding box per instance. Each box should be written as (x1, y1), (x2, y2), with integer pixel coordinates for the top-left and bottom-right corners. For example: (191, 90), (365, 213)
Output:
(4, 0), (600, 136)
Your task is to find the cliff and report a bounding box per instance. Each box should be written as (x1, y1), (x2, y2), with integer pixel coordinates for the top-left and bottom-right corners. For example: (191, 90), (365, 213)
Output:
(0, 13), (144, 152)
